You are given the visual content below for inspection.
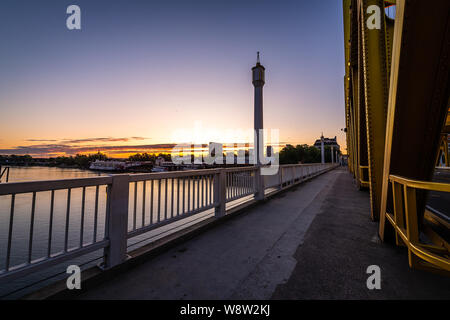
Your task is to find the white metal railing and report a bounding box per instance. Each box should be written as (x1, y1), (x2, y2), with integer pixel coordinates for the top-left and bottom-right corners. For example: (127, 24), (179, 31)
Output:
(0, 176), (112, 283)
(0, 163), (337, 286)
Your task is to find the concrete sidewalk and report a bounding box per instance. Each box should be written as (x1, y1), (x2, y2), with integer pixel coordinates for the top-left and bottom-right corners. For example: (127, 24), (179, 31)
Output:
(74, 168), (341, 299)
(73, 168), (450, 299)
(272, 168), (450, 299)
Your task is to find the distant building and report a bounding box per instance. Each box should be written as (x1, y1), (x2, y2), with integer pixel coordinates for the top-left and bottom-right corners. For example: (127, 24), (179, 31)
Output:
(155, 156), (172, 167)
(89, 160), (145, 171)
(313, 136), (340, 152)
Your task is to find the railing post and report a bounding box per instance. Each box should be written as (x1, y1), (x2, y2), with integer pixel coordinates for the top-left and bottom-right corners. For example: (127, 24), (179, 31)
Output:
(214, 170), (226, 217)
(104, 174), (129, 269)
(403, 185), (420, 268)
(278, 167), (283, 189)
(391, 181), (405, 246)
(255, 167), (265, 200)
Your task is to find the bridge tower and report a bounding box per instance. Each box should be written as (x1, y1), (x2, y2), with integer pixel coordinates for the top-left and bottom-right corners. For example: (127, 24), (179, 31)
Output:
(252, 52), (265, 200)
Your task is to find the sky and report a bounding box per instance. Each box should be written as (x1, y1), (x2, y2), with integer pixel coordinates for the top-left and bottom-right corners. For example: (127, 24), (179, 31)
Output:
(0, 0), (346, 158)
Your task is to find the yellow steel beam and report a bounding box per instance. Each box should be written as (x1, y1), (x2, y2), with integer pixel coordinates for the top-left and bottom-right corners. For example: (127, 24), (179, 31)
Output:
(379, 0), (450, 240)
(356, 2), (370, 189)
(379, 0), (405, 240)
(360, 0), (390, 220)
(343, 0), (353, 174)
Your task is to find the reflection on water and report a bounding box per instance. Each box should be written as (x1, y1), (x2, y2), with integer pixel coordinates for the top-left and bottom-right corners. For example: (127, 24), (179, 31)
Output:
(3, 166), (106, 183)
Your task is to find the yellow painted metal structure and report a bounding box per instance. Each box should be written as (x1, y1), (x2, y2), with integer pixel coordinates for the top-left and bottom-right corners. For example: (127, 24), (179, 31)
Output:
(343, 0), (450, 273)
(387, 175), (450, 273)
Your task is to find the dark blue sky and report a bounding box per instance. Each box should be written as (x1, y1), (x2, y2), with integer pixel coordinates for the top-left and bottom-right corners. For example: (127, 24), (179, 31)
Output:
(0, 0), (346, 156)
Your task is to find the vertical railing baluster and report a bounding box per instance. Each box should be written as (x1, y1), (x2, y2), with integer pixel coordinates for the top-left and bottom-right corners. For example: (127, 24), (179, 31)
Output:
(142, 181), (146, 227)
(192, 177), (195, 210)
(64, 188), (71, 252)
(133, 181), (137, 230)
(204, 176), (208, 206)
(164, 178), (168, 220)
(80, 187), (86, 248)
(171, 178), (174, 218)
(6, 194), (15, 271)
(183, 178), (186, 214)
(232, 172), (234, 198)
(227, 173), (230, 199)
(244, 173), (247, 195)
(177, 178), (180, 216)
(188, 176), (191, 213)
(206, 175), (210, 205)
(150, 180), (154, 225)
(233, 172), (235, 198)
(241, 174), (243, 196)
(201, 175), (204, 208)
(210, 175), (213, 205)
(197, 176), (200, 209)
(27, 192), (37, 264)
(230, 172), (233, 199)
(158, 179), (161, 223)
(243, 173), (247, 195)
(104, 184), (111, 240)
(48, 190), (55, 257)
(93, 185), (99, 242)
(236, 174), (239, 197)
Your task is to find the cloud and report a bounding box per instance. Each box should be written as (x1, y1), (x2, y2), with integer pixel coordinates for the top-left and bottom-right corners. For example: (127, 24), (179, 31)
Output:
(0, 143), (176, 157)
(18, 136), (150, 145)
(61, 137), (150, 144)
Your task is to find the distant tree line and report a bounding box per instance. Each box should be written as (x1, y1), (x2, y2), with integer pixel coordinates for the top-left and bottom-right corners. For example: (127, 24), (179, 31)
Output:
(52, 152), (109, 168)
(279, 144), (340, 165)
(0, 152), (109, 169)
(0, 154), (33, 165)
(0, 146), (339, 169)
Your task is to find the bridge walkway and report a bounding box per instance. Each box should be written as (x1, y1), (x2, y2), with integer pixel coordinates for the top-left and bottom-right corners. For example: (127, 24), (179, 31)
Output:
(70, 168), (450, 299)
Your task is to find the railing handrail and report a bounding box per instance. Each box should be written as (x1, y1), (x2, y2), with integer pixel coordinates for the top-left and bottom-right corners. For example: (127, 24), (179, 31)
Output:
(0, 163), (330, 194)
(0, 176), (113, 195)
(128, 168), (223, 182)
(389, 174), (450, 192)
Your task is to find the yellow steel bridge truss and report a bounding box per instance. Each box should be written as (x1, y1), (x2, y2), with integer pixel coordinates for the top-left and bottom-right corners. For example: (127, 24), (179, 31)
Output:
(343, 0), (450, 274)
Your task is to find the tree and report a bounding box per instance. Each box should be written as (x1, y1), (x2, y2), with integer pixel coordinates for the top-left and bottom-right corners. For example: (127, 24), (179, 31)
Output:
(129, 153), (155, 162)
(279, 144), (321, 164)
